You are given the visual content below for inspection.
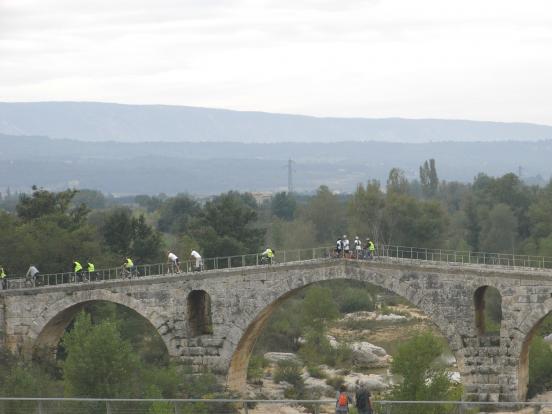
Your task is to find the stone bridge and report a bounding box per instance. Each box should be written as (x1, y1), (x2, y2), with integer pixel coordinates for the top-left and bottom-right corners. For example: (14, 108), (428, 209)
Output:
(2, 257), (552, 402)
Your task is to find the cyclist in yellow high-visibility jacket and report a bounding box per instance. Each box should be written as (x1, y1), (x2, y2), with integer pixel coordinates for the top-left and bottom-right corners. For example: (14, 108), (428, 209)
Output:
(261, 248), (275, 264)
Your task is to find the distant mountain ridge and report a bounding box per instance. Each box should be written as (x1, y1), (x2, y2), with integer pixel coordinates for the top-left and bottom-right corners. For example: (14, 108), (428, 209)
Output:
(1, 101), (552, 143)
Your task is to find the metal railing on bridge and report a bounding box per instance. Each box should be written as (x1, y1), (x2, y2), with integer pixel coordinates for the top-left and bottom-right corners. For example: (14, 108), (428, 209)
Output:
(1, 246), (334, 290)
(1, 398), (551, 414)
(3, 243), (552, 291)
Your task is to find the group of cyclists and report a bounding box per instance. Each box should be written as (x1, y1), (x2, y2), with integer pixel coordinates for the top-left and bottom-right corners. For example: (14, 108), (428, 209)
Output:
(0, 247), (281, 290)
(335, 235), (375, 259)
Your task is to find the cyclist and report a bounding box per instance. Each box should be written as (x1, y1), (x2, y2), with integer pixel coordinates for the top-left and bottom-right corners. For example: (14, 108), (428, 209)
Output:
(123, 257), (134, 278)
(73, 259), (83, 282)
(342, 235), (350, 258)
(167, 251), (181, 273)
(87, 259), (95, 281)
(26, 265), (39, 287)
(366, 238), (375, 259)
(336, 237), (343, 257)
(354, 236), (362, 259)
(261, 248), (275, 264)
(190, 250), (202, 272)
(0, 265), (6, 290)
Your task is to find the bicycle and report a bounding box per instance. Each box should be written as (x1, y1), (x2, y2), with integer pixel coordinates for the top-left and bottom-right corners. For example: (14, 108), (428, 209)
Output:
(260, 256), (275, 265)
(121, 266), (139, 279)
(24, 274), (42, 288)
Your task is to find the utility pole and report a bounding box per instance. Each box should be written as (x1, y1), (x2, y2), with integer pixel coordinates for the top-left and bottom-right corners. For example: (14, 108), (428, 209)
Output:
(287, 159), (294, 194)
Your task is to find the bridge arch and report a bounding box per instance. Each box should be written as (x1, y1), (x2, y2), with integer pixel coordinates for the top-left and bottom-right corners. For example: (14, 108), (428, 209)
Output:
(474, 285), (502, 336)
(516, 296), (552, 401)
(31, 290), (173, 357)
(226, 267), (463, 392)
(188, 290), (213, 336)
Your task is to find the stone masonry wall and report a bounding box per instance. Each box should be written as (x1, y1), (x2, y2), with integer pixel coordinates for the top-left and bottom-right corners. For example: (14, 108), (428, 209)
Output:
(2, 258), (552, 401)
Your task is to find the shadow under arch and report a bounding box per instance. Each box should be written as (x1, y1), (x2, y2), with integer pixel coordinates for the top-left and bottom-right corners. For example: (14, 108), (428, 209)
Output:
(226, 274), (461, 392)
(33, 299), (171, 359)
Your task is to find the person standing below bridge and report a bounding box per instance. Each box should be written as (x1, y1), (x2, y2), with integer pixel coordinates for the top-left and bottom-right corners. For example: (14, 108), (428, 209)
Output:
(0, 265), (6, 290)
(190, 250), (202, 272)
(355, 381), (372, 414)
(26, 265), (39, 287)
(335, 384), (352, 413)
(167, 251), (181, 273)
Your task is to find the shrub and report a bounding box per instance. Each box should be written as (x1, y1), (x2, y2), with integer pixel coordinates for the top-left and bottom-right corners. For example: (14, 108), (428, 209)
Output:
(325, 343), (354, 368)
(337, 288), (374, 313)
(325, 375), (345, 390)
(306, 365), (326, 379)
(273, 360), (303, 386)
(247, 355), (268, 384)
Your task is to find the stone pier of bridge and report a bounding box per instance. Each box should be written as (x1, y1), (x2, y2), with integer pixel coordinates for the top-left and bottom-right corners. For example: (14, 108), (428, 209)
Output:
(2, 258), (552, 402)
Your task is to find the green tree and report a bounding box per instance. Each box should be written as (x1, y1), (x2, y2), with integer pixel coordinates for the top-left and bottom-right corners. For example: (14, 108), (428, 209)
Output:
(301, 185), (345, 243)
(193, 191), (265, 257)
(157, 195), (200, 234)
(271, 192), (297, 221)
(299, 286), (340, 366)
(480, 203), (518, 253)
(389, 332), (459, 414)
(387, 168), (409, 195)
(101, 208), (162, 263)
(419, 159), (439, 198)
(528, 335), (552, 397)
(269, 218), (317, 250)
(16, 186), (89, 227)
(62, 312), (141, 397)
(347, 181), (385, 240)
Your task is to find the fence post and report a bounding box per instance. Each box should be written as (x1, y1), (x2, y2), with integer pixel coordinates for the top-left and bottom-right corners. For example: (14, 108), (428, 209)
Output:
(243, 401), (249, 414)
(313, 247), (316, 259)
(174, 402), (181, 414)
(37, 401), (44, 414)
(283, 250), (286, 263)
(242, 255), (245, 267)
(106, 401), (112, 414)
(314, 403), (320, 414)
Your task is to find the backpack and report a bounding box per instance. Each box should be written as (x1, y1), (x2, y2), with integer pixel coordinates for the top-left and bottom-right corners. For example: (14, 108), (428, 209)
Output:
(338, 392), (348, 407)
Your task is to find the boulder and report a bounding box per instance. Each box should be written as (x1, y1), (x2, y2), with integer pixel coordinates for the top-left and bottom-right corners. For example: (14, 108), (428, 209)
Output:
(343, 372), (389, 391)
(351, 341), (390, 367)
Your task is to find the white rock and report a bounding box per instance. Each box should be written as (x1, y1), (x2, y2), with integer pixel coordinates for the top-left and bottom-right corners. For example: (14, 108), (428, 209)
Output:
(343, 372), (389, 391)
(303, 376), (334, 395)
(544, 333), (552, 343)
(264, 352), (301, 363)
(350, 341), (390, 367)
(376, 313), (407, 321)
(327, 335), (340, 348)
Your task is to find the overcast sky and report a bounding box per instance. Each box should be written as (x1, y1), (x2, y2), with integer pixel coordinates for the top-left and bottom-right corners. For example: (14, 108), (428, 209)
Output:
(1, 0), (552, 124)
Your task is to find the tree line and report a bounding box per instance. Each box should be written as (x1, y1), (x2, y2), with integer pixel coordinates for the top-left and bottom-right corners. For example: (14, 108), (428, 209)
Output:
(3, 160), (552, 276)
